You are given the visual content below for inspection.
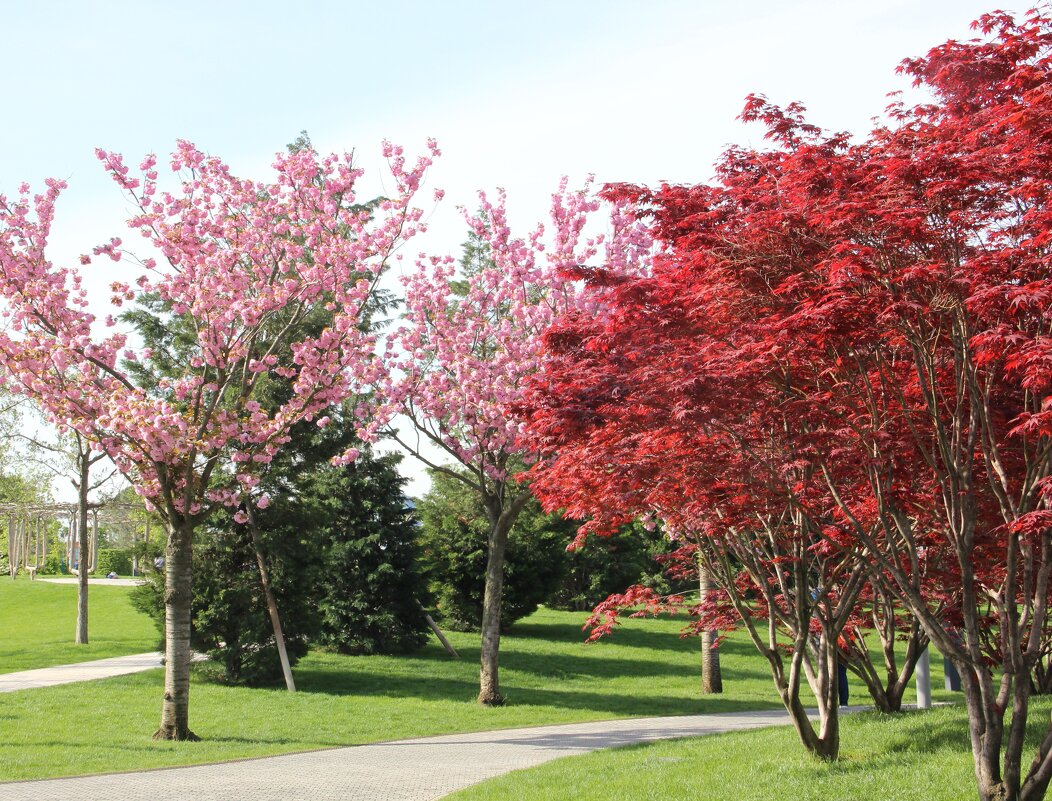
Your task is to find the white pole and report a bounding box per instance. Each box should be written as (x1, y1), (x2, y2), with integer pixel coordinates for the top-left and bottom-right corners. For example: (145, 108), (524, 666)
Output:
(916, 645), (932, 709)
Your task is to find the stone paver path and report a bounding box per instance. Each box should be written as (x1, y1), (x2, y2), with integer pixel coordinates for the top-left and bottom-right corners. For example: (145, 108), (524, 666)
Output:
(0, 709), (815, 801)
(0, 652), (164, 692)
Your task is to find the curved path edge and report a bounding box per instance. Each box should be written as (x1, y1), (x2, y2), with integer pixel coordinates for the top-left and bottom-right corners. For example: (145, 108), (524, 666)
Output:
(0, 652), (165, 692)
(0, 708), (839, 801)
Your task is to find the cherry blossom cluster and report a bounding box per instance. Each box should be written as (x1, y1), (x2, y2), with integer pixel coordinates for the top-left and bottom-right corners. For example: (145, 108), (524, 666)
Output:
(362, 178), (652, 480)
(0, 139), (438, 518)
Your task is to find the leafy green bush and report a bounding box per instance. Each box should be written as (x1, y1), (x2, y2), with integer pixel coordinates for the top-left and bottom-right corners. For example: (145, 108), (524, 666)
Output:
(419, 471), (567, 632)
(131, 512), (317, 686)
(547, 523), (671, 612)
(129, 446), (431, 684)
(95, 548), (132, 576)
(39, 550), (64, 575)
(312, 454), (430, 655)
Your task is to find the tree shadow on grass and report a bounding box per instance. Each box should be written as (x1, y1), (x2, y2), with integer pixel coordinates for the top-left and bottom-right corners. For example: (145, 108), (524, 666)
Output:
(493, 685), (779, 717)
(202, 735), (349, 748)
(507, 622), (768, 667)
(293, 667), (780, 717)
(505, 629), (771, 681)
(840, 710), (973, 758)
(509, 621), (693, 653)
(296, 644), (771, 689)
(877, 720), (970, 756)
(500, 648), (702, 680)
(496, 646), (773, 684)
(23, 740), (209, 755)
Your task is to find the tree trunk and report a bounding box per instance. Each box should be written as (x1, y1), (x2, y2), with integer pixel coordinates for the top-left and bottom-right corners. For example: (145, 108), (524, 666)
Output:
(698, 562), (722, 694)
(478, 512), (512, 706)
(417, 598), (459, 658)
(65, 515), (73, 575)
(245, 505), (296, 693)
(89, 509), (99, 573)
(7, 517), (14, 578)
(74, 457), (90, 645)
(808, 632), (842, 761)
(844, 620), (926, 713)
(959, 665), (1052, 801)
(959, 663), (1016, 801)
(1031, 657), (1052, 696)
(769, 646), (840, 761)
(154, 519), (199, 741)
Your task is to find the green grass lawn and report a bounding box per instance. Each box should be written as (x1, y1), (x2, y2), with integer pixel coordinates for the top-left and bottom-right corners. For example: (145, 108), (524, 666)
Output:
(444, 700), (1052, 801)
(0, 577), (159, 672)
(0, 578), (958, 783)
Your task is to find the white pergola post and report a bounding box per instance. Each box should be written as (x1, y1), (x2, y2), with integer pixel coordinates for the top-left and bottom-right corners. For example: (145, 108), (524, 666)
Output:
(915, 645), (932, 709)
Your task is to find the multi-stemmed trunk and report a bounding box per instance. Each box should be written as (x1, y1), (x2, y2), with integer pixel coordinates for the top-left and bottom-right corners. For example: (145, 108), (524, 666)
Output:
(858, 519), (1052, 800)
(955, 656), (1052, 801)
(807, 631), (843, 761)
(950, 632), (1052, 801)
(837, 459), (1052, 798)
(750, 626), (842, 761)
(154, 518), (198, 741)
(708, 541), (857, 761)
(842, 585), (927, 714)
(843, 624), (925, 714)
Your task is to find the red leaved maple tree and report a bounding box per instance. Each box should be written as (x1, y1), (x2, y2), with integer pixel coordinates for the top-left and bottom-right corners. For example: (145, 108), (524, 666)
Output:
(525, 9), (1052, 798)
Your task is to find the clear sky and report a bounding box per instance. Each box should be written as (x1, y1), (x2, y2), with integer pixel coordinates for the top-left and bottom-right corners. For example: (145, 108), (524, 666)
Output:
(0, 0), (1008, 498)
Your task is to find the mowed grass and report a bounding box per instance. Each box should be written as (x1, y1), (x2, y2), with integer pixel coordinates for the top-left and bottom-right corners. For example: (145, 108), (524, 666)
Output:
(445, 700), (1052, 801)
(0, 577), (158, 672)
(0, 578), (958, 783)
(2, 608), (784, 780)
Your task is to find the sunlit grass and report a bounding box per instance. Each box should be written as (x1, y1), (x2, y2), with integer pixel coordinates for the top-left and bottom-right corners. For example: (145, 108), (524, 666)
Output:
(2, 608), (785, 780)
(0, 577), (158, 673)
(0, 584), (958, 783)
(445, 700), (1050, 801)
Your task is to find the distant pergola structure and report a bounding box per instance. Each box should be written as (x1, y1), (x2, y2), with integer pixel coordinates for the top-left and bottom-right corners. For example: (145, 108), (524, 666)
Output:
(2, 501), (153, 579)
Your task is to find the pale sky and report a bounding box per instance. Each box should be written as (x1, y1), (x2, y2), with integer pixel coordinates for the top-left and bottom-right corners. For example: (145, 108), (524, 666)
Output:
(0, 0), (1006, 499)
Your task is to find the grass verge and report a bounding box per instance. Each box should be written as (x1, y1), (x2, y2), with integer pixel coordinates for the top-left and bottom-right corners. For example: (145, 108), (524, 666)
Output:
(444, 700), (1052, 801)
(0, 587), (956, 783)
(0, 577), (158, 673)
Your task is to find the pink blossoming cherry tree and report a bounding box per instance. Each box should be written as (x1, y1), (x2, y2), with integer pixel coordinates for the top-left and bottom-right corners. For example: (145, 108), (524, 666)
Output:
(0, 139), (437, 739)
(364, 182), (651, 704)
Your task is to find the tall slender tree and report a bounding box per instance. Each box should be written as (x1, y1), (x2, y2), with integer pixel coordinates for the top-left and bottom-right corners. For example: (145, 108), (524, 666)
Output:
(365, 183), (651, 704)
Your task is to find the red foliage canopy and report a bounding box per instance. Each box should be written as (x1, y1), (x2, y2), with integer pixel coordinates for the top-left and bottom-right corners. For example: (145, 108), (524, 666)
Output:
(523, 8), (1052, 795)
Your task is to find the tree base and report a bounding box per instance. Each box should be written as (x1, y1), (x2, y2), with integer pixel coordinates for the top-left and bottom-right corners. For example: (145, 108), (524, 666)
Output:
(153, 727), (201, 742)
(808, 742), (839, 762)
(477, 690), (506, 707)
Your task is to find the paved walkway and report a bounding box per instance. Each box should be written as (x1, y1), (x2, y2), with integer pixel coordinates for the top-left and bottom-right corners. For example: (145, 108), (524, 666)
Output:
(0, 708), (811, 801)
(0, 652), (165, 692)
